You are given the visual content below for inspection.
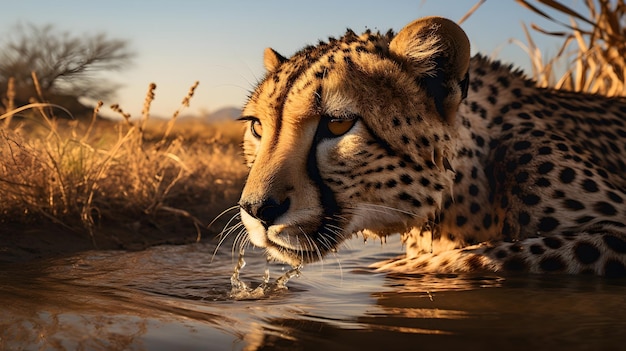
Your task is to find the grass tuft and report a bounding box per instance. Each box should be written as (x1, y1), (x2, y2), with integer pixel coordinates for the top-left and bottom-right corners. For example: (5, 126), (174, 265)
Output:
(514, 0), (626, 97)
(0, 79), (246, 250)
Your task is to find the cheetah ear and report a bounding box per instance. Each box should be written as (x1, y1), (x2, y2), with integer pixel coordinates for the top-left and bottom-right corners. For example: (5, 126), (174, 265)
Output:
(263, 47), (287, 72)
(389, 16), (470, 124)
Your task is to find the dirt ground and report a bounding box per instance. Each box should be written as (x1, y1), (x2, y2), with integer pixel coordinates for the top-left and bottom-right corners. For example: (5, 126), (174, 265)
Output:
(0, 203), (238, 264)
(0, 226), (186, 263)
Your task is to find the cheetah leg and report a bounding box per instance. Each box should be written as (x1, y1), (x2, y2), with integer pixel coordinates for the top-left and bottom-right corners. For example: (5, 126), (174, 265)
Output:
(370, 242), (502, 273)
(372, 226), (626, 276)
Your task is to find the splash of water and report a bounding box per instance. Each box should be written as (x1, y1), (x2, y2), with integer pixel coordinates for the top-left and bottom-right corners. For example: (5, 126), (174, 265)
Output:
(229, 249), (301, 300)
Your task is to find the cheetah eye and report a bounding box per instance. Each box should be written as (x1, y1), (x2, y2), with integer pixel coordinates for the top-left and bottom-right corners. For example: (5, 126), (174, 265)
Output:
(326, 118), (357, 137)
(250, 119), (263, 138)
(238, 116), (263, 139)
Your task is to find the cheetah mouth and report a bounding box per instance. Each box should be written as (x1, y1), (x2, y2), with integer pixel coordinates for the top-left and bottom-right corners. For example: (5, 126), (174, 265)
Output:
(240, 210), (342, 265)
(265, 225), (343, 265)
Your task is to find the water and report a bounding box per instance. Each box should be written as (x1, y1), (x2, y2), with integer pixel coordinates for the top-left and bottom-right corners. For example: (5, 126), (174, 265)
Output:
(228, 248), (301, 300)
(1, 237), (626, 351)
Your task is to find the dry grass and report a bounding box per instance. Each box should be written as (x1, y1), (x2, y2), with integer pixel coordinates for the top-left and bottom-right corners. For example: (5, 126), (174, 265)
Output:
(0, 80), (247, 250)
(514, 0), (626, 97)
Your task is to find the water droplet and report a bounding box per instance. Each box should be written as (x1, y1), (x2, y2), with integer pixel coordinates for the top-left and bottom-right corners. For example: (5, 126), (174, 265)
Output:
(227, 250), (301, 300)
(229, 248), (249, 297)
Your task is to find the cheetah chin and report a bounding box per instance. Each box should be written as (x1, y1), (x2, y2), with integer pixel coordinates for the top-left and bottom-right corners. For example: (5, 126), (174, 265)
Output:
(233, 16), (626, 276)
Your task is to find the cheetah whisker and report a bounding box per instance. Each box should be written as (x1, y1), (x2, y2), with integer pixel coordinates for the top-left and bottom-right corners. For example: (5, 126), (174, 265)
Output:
(232, 228), (251, 259)
(208, 205), (240, 231)
(211, 218), (244, 263)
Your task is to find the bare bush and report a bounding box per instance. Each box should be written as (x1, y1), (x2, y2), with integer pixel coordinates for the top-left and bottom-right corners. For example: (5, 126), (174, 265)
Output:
(0, 23), (134, 114)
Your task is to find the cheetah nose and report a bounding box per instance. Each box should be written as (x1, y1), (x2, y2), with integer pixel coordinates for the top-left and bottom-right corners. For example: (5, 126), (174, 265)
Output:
(240, 197), (291, 227)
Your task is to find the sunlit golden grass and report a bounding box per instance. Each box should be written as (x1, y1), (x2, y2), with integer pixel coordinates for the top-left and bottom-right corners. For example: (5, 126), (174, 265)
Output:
(0, 81), (247, 250)
(514, 0), (626, 97)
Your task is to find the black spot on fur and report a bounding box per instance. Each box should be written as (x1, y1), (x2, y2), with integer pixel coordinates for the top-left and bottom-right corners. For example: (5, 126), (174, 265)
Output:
(398, 192), (422, 208)
(520, 194), (541, 206)
(474, 135), (485, 147)
(518, 154), (533, 164)
(426, 196), (435, 206)
(540, 256), (566, 271)
(582, 179), (599, 193)
(538, 162), (555, 174)
(456, 195), (465, 204)
(535, 178), (551, 187)
(556, 143), (569, 152)
(594, 201), (617, 216)
(607, 191), (624, 204)
(454, 171), (464, 184)
(483, 214), (492, 229)
(544, 207), (556, 214)
(576, 216), (594, 224)
(471, 167), (479, 179)
(538, 146), (552, 155)
(509, 243), (523, 253)
(456, 215), (468, 227)
(532, 130), (546, 137)
(538, 217), (560, 232)
(400, 174), (413, 185)
(513, 140), (531, 151)
(530, 244), (545, 255)
(503, 256), (527, 271)
(574, 241), (601, 264)
(469, 184), (479, 196)
(543, 236), (562, 249)
(597, 168), (609, 179)
(564, 199), (585, 211)
(559, 167), (576, 184)
(603, 234), (626, 253)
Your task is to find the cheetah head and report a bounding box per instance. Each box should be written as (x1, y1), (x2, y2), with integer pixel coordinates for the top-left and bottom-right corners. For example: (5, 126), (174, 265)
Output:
(238, 17), (470, 266)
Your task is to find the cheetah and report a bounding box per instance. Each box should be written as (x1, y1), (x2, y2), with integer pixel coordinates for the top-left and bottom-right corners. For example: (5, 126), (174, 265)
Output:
(235, 16), (626, 276)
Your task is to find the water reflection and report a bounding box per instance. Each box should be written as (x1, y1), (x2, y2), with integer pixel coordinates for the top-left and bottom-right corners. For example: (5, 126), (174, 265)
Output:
(0, 253), (237, 350)
(1, 238), (626, 350)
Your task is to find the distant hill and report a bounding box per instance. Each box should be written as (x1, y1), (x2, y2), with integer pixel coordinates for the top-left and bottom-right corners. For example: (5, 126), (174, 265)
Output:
(202, 107), (241, 123)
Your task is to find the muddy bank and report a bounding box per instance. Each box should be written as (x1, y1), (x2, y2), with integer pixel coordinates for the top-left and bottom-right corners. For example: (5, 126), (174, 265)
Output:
(0, 203), (238, 263)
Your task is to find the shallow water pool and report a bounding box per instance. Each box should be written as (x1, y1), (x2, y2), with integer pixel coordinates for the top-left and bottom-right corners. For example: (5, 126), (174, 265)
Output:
(1, 237), (625, 350)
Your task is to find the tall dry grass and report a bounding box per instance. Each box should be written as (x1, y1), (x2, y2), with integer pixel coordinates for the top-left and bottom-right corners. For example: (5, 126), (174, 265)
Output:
(514, 0), (626, 97)
(0, 79), (246, 247)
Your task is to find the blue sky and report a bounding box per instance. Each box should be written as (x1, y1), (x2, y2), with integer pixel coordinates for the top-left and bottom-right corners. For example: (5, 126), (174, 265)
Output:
(0, 1), (573, 118)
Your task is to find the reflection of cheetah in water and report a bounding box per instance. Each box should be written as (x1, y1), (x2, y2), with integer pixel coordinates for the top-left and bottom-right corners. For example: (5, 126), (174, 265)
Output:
(235, 16), (626, 276)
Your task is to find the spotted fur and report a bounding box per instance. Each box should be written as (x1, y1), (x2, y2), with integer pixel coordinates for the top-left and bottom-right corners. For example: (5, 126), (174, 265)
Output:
(235, 16), (626, 276)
